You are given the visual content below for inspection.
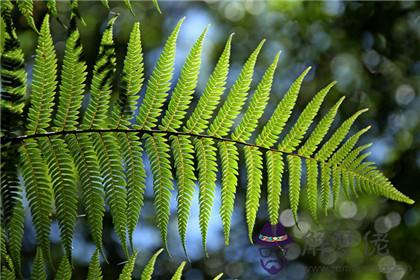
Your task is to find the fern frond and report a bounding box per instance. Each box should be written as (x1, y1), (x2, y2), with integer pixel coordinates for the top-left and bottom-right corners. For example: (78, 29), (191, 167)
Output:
(320, 163), (331, 215)
(170, 261), (186, 280)
(208, 40), (265, 137)
(100, 0), (109, 9)
(54, 28), (87, 131)
(218, 141), (239, 245)
(114, 22), (144, 129)
(213, 273), (224, 280)
(55, 256), (71, 280)
(329, 126), (371, 165)
(160, 26), (208, 131)
(331, 166), (341, 208)
(66, 134), (105, 254)
(298, 96), (345, 157)
(39, 137), (77, 259)
(279, 82), (335, 152)
(118, 252), (137, 280)
(26, 15), (57, 134)
(266, 150), (284, 225)
(232, 52), (280, 142)
(17, 0), (38, 32)
(123, 0), (134, 15)
(1, 1), (27, 135)
(306, 159), (318, 222)
(341, 143), (372, 168)
(1, 145), (24, 272)
(170, 135), (196, 254)
(1, 265), (15, 280)
(245, 146), (263, 242)
(315, 108), (368, 161)
(87, 250), (102, 280)
(93, 132), (128, 256)
(144, 134), (173, 251)
(121, 132), (146, 250)
(152, 0), (161, 13)
(256, 67), (311, 147)
(5, 197), (24, 274)
(31, 248), (46, 280)
(46, 0), (57, 17)
(112, 23), (146, 249)
(194, 137), (218, 253)
(140, 248), (164, 280)
(82, 16), (116, 129)
(20, 140), (52, 263)
(287, 155), (302, 222)
(184, 34), (233, 134)
(136, 18), (184, 130)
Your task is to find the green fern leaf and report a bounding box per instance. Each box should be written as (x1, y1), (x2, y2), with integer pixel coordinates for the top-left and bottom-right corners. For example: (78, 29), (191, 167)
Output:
(232, 52), (280, 142)
(54, 28), (87, 131)
(331, 166), (341, 208)
(93, 132), (128, 256)
(213, 273), (224, 280)
(160, 26), (208, 131)
(55, 256), (71, 280)
(26, 15), (57, 134)
(218, 141), (239, 245)
(287, 155), (302, 222)
(208, 40), (265, 137)
(152, 0), (161, 13)
(114, 22), (144, 128)
(66, 134), (105, 254)
(136, 18), (184, 130)
(118, 252), (138, 280)
(39, 137), (77, 258)
(17, 0), (38, 32)
(320, 163), (331, 215)
(31, 248), (46, 280)
(170, 135), (196, 254)
(46, 0), (57, 17)
(1, 265), (15, 280)
(5, 197), (24, 274)
(184, 34), (233, 134)
(144, 134), (173, 251)
(111, 22), (146, 249)
(306, 159), (319, 223)
(256, 67), (311, 147)
(341, 143), (372, 168)
(298, 96), (345, 157)
(82, 16), (116, 129)
(123, 0), (135, 15)
(1, 145), (24, 272)
(245, 146), (263, 242)
(315, 108), (368, 161)
(266, 150), (284, 225)
(141, 248), (164, 280)
(120, 132), (146, 250)
(170, 261), (186, 280)
(194, 137), (218, 253)
(1, 1), (27, 135)
(20, 140), (52, 263)
(87, 250), (102, 280)
(329, 126), (371, 165)
(279, 82), (335, 152)
(101, 0), (109, 9)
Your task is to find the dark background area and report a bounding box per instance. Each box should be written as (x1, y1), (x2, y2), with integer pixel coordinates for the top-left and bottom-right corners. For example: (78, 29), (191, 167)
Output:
(9, 1), (420, 279)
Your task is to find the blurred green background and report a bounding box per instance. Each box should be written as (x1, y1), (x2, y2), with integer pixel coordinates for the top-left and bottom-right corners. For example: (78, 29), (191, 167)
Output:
(11, 0), (420, 279)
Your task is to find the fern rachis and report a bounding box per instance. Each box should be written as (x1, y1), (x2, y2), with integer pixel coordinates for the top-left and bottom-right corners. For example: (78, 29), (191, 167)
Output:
(0, 5), (415, 277)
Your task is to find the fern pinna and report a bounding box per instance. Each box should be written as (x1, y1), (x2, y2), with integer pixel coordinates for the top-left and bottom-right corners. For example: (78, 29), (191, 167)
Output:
(0, 1), (414, 277)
